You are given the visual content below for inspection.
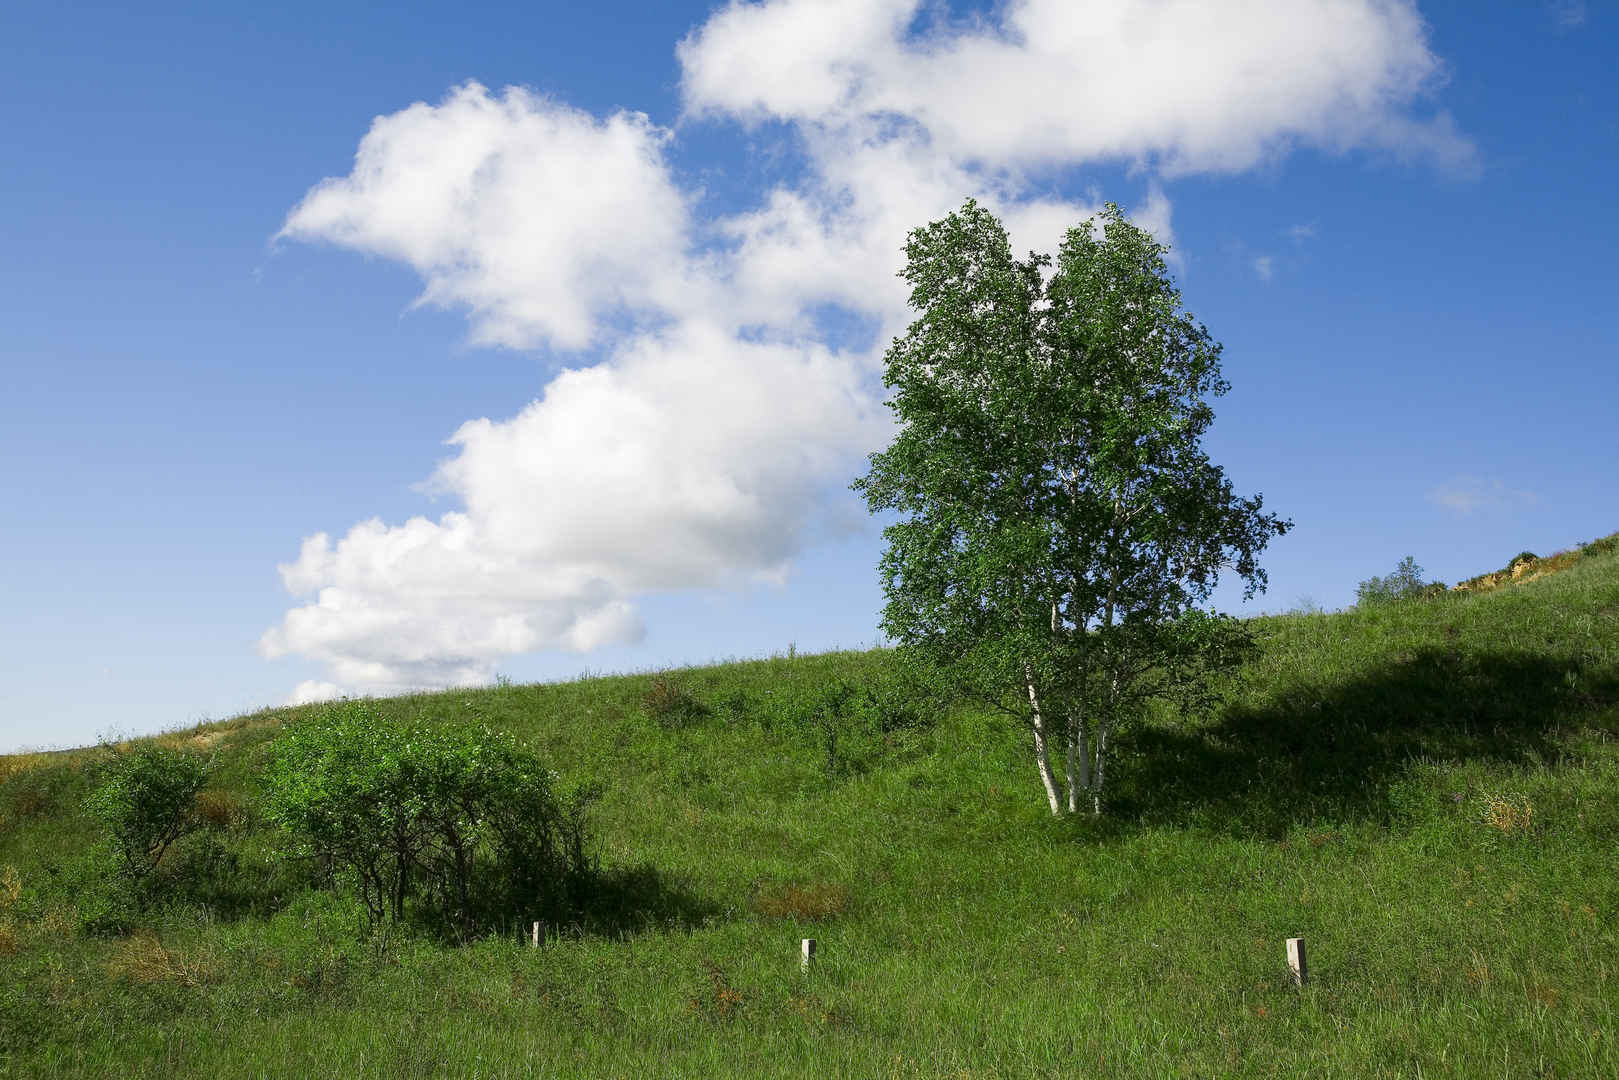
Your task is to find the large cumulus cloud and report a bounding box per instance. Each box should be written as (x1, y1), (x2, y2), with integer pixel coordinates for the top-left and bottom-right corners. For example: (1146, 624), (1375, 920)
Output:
(264, 1), (1471, 700)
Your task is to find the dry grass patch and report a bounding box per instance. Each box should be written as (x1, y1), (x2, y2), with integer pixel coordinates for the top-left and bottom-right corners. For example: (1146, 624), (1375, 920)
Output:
(752, 881), (852, 921)
(106, 932), (218, 987)
(0, 752), (56, 785)
(689, 960), (745, 1023)
(1479, 792), (1536, 834)
(194, 788), (246, 829)
(156, 727), (230, 752)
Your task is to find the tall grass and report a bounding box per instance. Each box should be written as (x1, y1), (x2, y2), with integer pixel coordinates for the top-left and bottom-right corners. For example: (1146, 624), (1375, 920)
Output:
(1, 540), (1616, 1078)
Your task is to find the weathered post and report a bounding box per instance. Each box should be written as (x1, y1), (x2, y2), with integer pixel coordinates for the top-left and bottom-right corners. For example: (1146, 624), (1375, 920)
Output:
(1286, 937), (1308, 987)
(531, 921), (542, 948)
(800, 938), (816, 973)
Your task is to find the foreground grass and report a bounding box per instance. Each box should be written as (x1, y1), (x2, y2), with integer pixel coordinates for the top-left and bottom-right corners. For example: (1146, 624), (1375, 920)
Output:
(2, 541), (1617, 1078)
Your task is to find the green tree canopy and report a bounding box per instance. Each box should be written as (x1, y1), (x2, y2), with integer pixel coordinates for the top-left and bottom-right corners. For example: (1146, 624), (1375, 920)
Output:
(855, 199), (1290, 815)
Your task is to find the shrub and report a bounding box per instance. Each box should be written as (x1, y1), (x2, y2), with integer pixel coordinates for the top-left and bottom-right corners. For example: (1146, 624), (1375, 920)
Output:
(85, 745), (207, 880)
(644, 677), (710, 728)
(263, 703), (598, 939)
(1584, 534), (1618, 558)
(715, 690), (753, 726)
(1356, 556), (1430, 607)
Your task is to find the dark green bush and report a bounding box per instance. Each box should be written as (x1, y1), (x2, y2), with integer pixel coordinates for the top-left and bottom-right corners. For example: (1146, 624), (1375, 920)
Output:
(797, 669), (940, 781)
(643, 677), (710, 728)
(715, 689), (753, 726)
(263, 703), (598, 939)
(85, 745), (208, 881)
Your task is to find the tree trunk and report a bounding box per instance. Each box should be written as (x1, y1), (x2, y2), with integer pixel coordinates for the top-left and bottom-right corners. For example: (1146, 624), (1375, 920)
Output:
(1065, 718), (1091, 815)
(1092, 723), (1110, 816)
(1024, 667), (1063, 816)
(1064, 725), (1077, 814)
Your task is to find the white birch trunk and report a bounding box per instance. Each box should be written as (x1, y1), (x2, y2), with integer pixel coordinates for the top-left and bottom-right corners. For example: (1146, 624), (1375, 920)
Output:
(1025, 668), (1063, 816)
(1092, 723), (1110, 816)
(1064, 726), (1078, 814)
(1065, 718), (1091, 815)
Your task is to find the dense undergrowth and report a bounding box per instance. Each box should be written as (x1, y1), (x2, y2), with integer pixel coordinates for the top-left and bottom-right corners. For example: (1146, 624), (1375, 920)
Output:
(2, 536), (1616, 1078)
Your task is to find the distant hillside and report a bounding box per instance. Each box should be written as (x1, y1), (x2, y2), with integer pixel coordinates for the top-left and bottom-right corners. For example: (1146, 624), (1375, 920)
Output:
(1451, 529), (1619, 594)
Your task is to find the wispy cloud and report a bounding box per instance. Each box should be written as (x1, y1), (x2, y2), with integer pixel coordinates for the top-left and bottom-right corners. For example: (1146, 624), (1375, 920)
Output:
(1253, 255), (1275, 281)
(1551, 1), (1587, 29)
(1287, 222), (1318, 243)
(1429, 476), (1541, 514)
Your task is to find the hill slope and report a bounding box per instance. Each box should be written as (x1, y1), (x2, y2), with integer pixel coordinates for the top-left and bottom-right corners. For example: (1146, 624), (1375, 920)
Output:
(2, 538), (1617, 1078)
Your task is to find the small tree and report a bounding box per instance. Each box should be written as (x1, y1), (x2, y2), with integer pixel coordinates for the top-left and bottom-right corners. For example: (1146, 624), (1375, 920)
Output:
(855, 199), (1289, 815)
(1355, 555), (1428, 606)
(86, 745), (208, 879)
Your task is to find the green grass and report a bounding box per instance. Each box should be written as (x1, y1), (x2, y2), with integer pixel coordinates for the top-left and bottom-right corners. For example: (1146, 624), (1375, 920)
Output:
(3, 537), (1618, 1078)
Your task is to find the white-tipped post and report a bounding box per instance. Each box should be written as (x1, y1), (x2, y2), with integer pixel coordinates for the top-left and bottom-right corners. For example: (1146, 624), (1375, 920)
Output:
(1286, 937), (1308, 987)
(800, 938), (817, 973)
(531, 921), (542, 948)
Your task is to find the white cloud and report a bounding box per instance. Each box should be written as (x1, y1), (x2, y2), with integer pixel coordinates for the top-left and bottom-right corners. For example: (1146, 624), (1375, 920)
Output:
(1429, 476), (1540, 515)
(277, 83), (697, 352)
(260, 318), (883, 693)
(1288, 222), (1319, 243)
(1253, 255), (1275, 281)
(679, 0), (1475, 176)
(287, 681), (344, 706)
(267, 2), (1472, 698)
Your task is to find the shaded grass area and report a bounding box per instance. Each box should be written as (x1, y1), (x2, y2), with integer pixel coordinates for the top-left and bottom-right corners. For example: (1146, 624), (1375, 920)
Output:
(2, 540), (1617, 1077)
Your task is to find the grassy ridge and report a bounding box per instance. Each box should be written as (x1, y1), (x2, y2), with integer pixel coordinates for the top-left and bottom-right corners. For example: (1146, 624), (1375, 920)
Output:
(2, 540), (1617, 1078)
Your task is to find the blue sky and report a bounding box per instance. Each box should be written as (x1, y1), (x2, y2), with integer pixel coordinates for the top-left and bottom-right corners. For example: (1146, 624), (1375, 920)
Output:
(3, 0), (1614, 753)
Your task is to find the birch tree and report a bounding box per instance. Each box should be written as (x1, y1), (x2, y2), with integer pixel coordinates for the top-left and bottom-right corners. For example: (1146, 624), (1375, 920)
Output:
(854, 200), (1289, 815)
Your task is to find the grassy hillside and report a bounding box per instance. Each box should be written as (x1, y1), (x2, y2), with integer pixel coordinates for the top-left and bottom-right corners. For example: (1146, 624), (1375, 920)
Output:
(3, 538), (1617, 1078)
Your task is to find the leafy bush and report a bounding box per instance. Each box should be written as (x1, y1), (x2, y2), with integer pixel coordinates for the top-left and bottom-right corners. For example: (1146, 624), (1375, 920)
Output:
(643, 677), (710, 728)
(263, 703), (598, 939)
(85, 745), (207, 881)
(1356, 556), (1438, 607)
(796, 669), (940, 781)
(1584, 534), (1618, 558)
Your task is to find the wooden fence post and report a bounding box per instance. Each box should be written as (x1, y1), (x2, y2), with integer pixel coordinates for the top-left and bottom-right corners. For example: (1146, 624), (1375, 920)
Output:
(800, 938), (816, 972)
(1286, 937), (1308, 987)
(531, 921), (542, 948)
